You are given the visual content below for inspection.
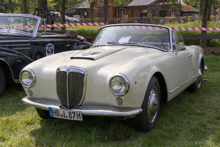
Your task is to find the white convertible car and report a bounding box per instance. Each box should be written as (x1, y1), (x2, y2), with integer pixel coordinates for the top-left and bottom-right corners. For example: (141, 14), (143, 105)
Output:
(20, 24), (207, 132)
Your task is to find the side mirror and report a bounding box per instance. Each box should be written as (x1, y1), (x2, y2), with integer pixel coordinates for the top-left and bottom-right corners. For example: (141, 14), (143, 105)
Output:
(177, 42), (186, 50)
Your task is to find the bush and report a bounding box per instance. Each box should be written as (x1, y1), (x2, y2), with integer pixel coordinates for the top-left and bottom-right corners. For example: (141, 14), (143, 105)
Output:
(165, 17), (178, 24)
(188, 16), (193, 22)
(150, 17), (161, 24)
(127, 17), (139, 23)
(210, 15), (215, 22)
(95, 18), (103, 23)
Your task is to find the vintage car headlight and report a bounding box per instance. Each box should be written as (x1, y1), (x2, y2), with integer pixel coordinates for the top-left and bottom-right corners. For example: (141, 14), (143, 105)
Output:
(109, 74), (130, 96)
(20, 69), (36, 88)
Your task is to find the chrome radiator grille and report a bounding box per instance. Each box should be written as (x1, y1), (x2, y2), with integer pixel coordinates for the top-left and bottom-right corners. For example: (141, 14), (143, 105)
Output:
(56, 66), (86, 109)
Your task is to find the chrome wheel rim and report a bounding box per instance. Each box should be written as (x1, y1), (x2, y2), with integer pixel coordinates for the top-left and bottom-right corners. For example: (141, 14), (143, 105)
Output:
(148, 85), (159, 124)
(196, 64), (203, 89)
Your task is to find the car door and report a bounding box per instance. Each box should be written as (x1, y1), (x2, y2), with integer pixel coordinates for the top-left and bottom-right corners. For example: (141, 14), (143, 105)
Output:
(173, 31), (194, 89)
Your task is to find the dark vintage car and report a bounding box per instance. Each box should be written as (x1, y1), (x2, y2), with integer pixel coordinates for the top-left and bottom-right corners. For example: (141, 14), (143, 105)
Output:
(0, 14), (91, 97)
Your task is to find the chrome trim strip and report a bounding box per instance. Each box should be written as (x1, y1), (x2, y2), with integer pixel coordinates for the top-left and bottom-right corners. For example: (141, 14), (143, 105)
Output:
(0, 44), (30, 46)
(66, 71), (69, 108)
(22, 97), (143, 117)
(56, 66), (87, 109)
(0, 40), (31, 43)
(41, 34), (68, 38)
(31, 39), (76, 42)
(169, 74), (197, 94)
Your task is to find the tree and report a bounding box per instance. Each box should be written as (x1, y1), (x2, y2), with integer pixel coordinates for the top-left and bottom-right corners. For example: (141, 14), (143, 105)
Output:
(104, 0), (108, 22)
(61, 0), (65, 31)
(200, 0), (211, 48)
(9, 0), (13, 13)
(38, 0), (47, 16)
(88, 0), (98, 22)
(22, 0), (27, 14)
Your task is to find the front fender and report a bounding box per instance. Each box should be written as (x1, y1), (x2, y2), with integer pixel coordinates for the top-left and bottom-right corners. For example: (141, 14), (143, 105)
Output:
(0, 47), (33, 81)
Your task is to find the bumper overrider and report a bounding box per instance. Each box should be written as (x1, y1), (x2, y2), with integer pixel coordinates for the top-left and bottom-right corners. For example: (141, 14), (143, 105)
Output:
(22, 97), (143, 118)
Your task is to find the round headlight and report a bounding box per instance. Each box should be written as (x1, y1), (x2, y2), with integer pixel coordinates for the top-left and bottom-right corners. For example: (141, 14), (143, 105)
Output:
(20, 69), (36, 88)
(109, 74), (130, 96)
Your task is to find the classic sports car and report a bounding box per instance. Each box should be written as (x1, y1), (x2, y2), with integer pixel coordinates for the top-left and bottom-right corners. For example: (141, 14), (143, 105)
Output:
(0, 14), (91, 97)
(20, 24), (207, 132)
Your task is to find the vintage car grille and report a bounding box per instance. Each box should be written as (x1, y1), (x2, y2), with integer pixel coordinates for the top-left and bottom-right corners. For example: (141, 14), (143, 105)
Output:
(56, 66), (87, 109)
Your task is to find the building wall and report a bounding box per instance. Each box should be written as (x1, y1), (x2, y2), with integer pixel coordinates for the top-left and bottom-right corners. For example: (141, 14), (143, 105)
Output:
(116, 4), (181, 18)
(71, 3), (182, 19)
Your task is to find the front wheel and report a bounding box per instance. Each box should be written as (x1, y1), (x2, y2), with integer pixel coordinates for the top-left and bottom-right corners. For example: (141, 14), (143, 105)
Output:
(133, 76), (161, 132)
(0, 66), (6, 98)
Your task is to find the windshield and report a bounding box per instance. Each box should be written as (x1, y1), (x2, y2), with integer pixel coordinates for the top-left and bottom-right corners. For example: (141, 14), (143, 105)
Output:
(92, 25), (171, 51)
(0, 16), (38, 36)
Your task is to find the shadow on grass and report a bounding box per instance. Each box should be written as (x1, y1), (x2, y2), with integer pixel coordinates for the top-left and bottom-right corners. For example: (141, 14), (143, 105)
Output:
(0, 83), (27, 117)
(30, 115), (136, 146)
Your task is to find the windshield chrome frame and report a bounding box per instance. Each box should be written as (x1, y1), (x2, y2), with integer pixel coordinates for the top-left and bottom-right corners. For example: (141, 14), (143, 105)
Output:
(0, 14), (41, 37)
(93, 23), (173, 52)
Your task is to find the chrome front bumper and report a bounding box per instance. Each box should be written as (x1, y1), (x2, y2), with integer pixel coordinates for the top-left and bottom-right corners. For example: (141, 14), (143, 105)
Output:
(22, 97), (143, 118)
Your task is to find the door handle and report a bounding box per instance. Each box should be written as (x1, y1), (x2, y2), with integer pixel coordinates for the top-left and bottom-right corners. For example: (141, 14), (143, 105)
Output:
(189, 54), (192, 57)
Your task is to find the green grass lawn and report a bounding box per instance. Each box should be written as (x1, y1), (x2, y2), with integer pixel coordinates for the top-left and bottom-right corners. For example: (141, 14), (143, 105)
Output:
(0, 55), (220, 147)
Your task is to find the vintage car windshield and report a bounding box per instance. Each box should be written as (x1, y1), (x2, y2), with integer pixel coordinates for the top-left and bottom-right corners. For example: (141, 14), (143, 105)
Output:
(92, 25), (171, 51)
(0, 15), (38, 36)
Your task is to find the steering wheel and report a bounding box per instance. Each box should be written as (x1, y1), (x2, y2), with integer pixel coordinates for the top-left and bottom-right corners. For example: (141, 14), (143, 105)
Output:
(139, 36), (165, 49)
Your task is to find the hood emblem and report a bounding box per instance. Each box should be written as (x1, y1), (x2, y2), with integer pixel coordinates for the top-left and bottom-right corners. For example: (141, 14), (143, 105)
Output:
(81, 51), (101, 56)
(46, 43), (55, 56)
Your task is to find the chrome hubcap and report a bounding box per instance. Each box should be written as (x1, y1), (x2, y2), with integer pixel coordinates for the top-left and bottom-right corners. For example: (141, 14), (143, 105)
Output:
(196, 65), (203, 89)
(148, 86), (159, 123)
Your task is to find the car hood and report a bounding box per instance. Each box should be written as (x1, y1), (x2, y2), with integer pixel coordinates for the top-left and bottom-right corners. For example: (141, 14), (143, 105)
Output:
(25, 45), (165, 73)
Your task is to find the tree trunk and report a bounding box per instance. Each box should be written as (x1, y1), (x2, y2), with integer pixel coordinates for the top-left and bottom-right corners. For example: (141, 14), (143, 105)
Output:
(22, 0), (27, 26)
(22, 0), (27, 14)
(61, 0), (65, 31)
(200, 0), (210, 48)
(9, 0), (13, 13)
(199, 0), (204, 20)
(38, 0), (47, 16)
(90, 2), (95, 22)
(104, 0), (108, 22)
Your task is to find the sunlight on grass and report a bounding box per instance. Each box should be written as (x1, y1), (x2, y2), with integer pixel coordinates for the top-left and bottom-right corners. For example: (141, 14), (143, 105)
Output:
(0, 55), (220, 146)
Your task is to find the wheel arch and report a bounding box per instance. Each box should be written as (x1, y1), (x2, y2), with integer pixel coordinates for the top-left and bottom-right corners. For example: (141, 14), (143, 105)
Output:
(0, 59), (14, 81)
(153, 72), (168, 103)
(201, 57), (204, 72)
(35, 51), (44, 60)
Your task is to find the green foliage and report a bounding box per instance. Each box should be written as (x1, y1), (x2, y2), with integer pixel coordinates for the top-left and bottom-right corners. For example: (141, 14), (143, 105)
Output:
(75, 29), (98, 35)
(95, 17), (103, 23)
(165, 17), (178, 24)
(127, 17), (139, 23)
(188, 16), (193, 22)
(210, 15), (215, 22)
(182, 0), (200, 9)
(166, 21), (220, 46)
(0, 0), (8, 13)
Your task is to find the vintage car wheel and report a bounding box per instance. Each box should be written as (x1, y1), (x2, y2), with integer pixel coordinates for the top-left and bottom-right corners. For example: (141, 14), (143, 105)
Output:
(133, 76), (161, 132)
(0, 66), (6, 98)
(36, 108), (51, 119)
(189, 62), (203, 92)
